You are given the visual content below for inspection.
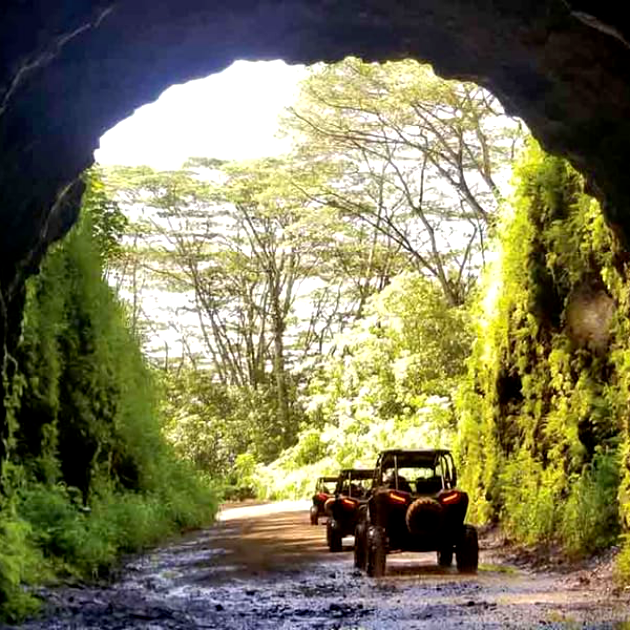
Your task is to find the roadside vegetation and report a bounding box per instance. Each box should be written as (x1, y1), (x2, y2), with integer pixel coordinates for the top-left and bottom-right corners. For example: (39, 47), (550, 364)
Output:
(2, 55), (630, 620)
(457, 143), (623, 559)
(0, 175), (217, 621)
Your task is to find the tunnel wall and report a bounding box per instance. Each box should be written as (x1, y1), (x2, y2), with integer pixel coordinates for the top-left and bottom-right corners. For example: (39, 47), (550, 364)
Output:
(1, 0), (629, 460)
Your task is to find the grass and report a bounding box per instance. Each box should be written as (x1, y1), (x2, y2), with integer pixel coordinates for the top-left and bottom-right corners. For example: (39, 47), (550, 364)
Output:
(0, 477), (219, 622)
(477, 563), (519, 575)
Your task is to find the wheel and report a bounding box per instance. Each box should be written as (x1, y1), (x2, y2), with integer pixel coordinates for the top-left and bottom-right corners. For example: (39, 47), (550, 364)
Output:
(366, 526), (387, 577)
(327, 520), (343, 552)
(456, 525), (479, 573)
(405, 497), (443, 536)
(437, 546), (453, 568)
(354, 522), (367, 570)
(309, 505), (318, 525)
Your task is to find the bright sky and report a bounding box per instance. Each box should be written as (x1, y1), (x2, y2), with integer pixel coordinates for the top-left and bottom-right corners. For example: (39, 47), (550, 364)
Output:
(97, 60), (308, 360)
(95, 60), (307, 169)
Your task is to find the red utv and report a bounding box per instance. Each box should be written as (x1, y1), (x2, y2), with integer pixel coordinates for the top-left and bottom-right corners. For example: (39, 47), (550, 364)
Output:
(326, 468), (373, 552)
(354, 449), (478, 576)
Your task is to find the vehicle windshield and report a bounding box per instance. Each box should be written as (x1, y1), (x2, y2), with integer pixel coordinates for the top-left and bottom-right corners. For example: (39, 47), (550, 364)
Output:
(317, 477), (338, 494)
(336, 471), (372, 498)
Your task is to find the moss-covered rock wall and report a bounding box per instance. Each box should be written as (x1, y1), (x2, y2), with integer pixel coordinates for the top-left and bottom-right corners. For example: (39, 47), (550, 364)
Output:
(458, 142), (630, 558)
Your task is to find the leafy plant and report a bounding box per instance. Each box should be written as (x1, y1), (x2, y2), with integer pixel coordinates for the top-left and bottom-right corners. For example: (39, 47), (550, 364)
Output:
(456, 140), (625, 559)
(0, 173), (219, 619)
(255, 272), (471, 498)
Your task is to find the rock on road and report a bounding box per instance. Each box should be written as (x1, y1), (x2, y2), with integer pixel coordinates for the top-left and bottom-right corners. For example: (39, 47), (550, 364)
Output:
(11, 501), (630, 629)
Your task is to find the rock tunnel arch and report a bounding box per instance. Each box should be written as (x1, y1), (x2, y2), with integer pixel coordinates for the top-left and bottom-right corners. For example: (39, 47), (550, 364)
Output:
(1, 0), (629, 450)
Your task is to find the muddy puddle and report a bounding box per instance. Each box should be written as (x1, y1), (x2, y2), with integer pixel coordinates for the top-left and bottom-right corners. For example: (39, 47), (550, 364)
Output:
(9, 501), (630, 629)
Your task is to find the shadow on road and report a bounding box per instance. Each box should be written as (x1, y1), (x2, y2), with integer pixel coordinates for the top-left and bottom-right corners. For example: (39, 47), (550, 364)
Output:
(202, 501), (346, 580)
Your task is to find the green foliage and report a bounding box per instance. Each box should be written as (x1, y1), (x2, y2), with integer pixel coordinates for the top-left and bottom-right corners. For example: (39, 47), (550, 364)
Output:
(232, 453), (257, 485)
(559, 452), (619, 556)
(0, 505), (42, 622)
(284, 57), (523, 305)
(255, 396), (455, 500)
(95, 61), (524, 502)
(97, 62), (524, 488)
(497, 450), (619, 557)
(256, 272), (471, 498)
(0, 181), (218, 619)
(17, 484), (99, 568)
(498, 450), (562, 545)
(16, 208), (164, 498)
(309, 272), (471, 417)
(219, 453), (258, 500)
(16, 474), (217, 580)
(81, 167), (129, 266)
(291, 429), (327, 467)
(457, 140), (625, 557)
(163, 368), (302, 474)
(105, 161), (321, 466)
(162, 370), (247, 475)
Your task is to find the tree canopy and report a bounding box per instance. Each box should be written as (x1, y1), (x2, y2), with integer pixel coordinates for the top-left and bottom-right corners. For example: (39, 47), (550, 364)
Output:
(283, 58), (523, 305)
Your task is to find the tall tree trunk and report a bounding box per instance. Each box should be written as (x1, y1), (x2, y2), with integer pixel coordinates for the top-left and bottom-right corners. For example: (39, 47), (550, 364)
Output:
(270, 275), (290, 444)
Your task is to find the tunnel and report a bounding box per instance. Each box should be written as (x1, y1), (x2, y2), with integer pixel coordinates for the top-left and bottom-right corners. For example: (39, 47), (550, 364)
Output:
(1, 0), (629, 455)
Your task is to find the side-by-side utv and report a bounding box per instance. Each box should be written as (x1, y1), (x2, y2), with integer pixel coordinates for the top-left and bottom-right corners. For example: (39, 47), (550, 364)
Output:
(325, 468), (373, 552)
(354, 449), (478, 576)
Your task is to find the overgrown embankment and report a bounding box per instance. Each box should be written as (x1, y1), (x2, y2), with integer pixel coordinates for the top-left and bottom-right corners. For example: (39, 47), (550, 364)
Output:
(0, 177), (217, 621)
(457, 142), (628, 560)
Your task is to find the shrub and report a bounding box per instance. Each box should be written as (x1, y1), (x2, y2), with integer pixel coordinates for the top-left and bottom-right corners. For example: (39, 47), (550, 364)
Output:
(559, 451), (620, 557)
(16, 476), (218, 581)
(0, 507), (42, 622)
(0, 175), (220, 619)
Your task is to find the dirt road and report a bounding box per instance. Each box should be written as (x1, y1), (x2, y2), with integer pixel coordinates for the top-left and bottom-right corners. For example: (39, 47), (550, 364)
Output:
(12, 501), (630, 629)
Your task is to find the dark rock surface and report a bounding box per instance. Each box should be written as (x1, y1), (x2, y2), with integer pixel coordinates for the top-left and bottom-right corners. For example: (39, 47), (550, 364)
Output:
(1, 0), (629, 446)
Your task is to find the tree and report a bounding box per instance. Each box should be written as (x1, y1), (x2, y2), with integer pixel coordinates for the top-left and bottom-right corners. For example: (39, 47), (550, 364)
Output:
(283, 58), (524, 305)
(103, 160), (344, 462)
(254, 272), (473, 498)
(309, 272), (473, 425)
(98, 61), (524, 473)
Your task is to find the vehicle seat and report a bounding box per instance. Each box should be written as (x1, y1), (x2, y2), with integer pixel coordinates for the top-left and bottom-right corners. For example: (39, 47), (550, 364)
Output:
(415, 476), (442, 495)
(396, 476), (413, 493)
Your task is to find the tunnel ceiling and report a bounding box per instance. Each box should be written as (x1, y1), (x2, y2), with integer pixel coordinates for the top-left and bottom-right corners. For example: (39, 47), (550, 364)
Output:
(1, 0), (630, 303)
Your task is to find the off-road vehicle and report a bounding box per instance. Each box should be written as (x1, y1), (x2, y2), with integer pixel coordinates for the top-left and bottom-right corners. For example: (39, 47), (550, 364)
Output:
(325, 468), (373, 552)
(310, 476), (338, 525)
(354, 449), (478, 576)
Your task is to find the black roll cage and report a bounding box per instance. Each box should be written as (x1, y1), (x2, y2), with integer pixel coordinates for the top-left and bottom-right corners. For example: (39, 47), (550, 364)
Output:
(316, 476), (339, 493)
(334, 469), (374, 497)
(373, 450), (457, 491)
